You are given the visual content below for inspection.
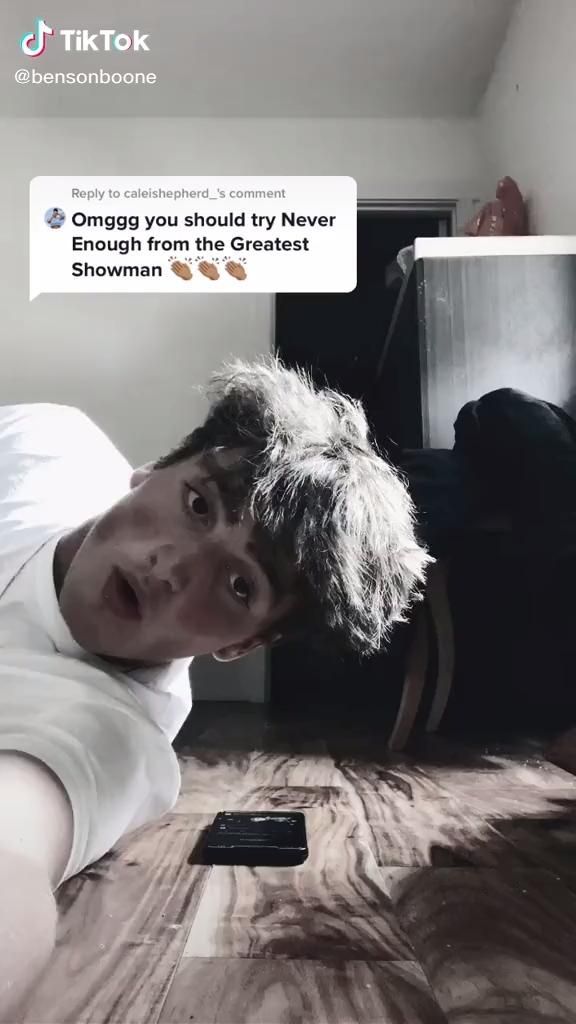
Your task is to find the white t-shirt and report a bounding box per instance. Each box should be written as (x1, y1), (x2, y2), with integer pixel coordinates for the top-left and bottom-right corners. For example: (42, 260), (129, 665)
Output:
(0, 404), (193, 885)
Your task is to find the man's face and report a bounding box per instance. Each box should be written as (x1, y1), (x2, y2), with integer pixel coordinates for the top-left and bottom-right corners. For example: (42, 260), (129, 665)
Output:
(56, 450), (295, 663)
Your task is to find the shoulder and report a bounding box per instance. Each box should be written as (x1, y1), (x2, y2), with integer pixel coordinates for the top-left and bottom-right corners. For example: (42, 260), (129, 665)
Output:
(0, 403), (127, 465)
(0, 404), (133, 533)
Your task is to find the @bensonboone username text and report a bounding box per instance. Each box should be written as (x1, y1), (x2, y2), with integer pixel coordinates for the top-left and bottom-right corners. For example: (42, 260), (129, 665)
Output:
(15, 68), (157, 86)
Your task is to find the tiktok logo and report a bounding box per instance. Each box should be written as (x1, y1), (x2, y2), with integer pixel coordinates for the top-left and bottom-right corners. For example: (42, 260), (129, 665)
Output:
(20, 17), (55, 57)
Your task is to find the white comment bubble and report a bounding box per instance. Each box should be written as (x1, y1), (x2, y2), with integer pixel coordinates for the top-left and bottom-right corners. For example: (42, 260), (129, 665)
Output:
(29, 176), (357, 300)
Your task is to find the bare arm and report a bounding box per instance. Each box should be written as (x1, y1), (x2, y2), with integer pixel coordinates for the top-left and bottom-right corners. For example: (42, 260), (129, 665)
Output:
(0, 753), (73, 1021)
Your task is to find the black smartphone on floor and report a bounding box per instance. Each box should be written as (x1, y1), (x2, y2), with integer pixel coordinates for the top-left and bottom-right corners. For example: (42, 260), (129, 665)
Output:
(203, 811), (308, 866)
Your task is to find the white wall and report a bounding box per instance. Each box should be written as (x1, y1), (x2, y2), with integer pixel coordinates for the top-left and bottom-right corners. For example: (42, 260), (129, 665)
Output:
(2, 117), (486, 458)
(480, 0), (576, 234)
(0, 115), (487, 700)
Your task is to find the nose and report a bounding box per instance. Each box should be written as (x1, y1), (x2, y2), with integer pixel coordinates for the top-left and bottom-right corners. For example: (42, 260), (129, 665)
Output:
(144, 545), (192, 601)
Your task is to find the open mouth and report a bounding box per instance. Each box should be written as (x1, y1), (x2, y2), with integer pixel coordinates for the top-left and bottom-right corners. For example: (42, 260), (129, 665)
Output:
(103, 567), (143, 622)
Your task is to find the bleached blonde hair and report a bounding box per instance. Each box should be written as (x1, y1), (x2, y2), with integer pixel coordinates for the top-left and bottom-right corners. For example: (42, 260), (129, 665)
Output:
(156, 357), (433, 654)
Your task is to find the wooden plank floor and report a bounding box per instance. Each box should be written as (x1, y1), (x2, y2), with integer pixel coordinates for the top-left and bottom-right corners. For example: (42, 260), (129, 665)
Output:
(16, 704), (576, 1024)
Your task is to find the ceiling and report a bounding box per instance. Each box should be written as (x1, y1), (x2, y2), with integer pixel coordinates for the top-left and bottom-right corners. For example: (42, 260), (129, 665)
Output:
(3, 0), (518, 118)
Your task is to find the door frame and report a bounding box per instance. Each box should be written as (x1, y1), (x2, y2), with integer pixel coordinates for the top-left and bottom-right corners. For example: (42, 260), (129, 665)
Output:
(357, 197), (470, 236)
(270, 197), (475, 352)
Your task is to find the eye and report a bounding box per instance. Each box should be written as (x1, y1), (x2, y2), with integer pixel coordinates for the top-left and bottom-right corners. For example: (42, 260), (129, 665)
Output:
(230, 572), (252, 607)
(183, 485), (210, 520)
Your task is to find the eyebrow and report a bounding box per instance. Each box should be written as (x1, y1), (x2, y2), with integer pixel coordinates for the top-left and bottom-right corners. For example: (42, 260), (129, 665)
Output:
(199, 454), (283, 601)
(200, 453), (251, 526)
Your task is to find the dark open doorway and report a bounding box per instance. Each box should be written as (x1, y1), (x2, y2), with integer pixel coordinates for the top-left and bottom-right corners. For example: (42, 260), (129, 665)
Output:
(270, 204), (452, 710)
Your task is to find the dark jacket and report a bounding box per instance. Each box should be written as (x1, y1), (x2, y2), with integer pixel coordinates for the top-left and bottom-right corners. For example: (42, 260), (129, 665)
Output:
(396, 388), (576, 738)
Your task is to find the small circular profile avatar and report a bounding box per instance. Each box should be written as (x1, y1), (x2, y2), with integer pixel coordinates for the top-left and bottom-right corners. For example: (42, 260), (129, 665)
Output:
(45, 207), (66, 229)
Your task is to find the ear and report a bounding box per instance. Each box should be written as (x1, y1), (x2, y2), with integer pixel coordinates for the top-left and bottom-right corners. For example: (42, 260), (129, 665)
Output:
(130, 462), (155, 490)
(212, 632), (282, 663)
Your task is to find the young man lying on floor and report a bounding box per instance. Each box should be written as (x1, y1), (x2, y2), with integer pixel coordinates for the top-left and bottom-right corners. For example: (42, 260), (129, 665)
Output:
(0, 358), (430, 1016)
(1, 360), (575, 1016)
